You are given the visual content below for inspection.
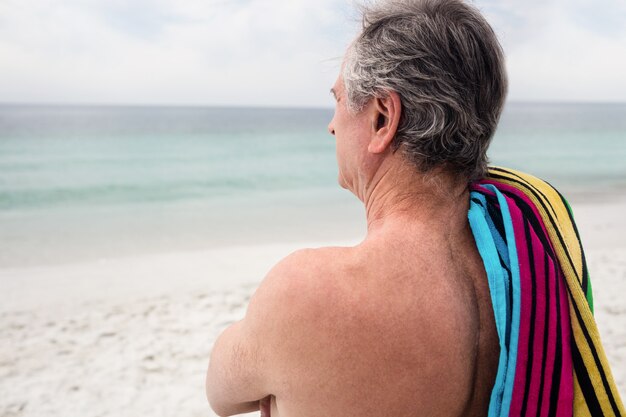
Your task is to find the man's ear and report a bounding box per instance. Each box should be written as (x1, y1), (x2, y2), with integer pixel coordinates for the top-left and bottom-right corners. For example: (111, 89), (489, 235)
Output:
(368, 91), (401, 154)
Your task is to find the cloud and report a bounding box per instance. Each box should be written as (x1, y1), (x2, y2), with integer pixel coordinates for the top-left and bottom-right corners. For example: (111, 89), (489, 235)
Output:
(507, 18), (626, 102)
(563, 0), (626, 38)
(471, 0), (557, 50)
(0, 0), (357, 107)
(0, 0), (624, 106)
(475, 0), (626, 102)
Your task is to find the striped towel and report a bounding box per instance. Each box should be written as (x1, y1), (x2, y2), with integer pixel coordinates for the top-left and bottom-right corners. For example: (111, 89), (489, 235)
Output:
(468, 166), (625, 417)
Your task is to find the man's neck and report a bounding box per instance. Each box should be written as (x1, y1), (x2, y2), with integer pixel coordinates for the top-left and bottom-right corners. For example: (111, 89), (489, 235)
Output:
(361, 158), (471, 238)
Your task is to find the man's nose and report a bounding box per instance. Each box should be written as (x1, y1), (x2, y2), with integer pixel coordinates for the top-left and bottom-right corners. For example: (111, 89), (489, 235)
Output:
(327, 122), (335, 136)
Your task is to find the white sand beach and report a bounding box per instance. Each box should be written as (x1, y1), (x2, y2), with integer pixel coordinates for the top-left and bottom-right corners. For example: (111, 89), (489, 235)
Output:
(1, 198), (625, 417)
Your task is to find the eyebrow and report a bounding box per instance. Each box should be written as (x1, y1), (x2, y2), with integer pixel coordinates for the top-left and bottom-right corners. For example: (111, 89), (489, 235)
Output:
(330, 88), (337, 99)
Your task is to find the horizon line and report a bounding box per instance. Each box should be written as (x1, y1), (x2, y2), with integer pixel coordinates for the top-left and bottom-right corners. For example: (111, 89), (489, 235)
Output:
(1, 99), (625, 110)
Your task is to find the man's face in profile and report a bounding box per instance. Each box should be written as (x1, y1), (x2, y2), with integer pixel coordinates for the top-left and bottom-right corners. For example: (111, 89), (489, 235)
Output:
(328, 74), (373, 195)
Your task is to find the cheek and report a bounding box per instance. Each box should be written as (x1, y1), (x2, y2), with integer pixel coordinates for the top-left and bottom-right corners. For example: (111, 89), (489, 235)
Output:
(334, 138), (345, 165)
(334, 138), (350, 181)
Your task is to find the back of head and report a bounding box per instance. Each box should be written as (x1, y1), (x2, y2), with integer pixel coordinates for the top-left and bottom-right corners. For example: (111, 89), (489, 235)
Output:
(343, 0), (508, 182)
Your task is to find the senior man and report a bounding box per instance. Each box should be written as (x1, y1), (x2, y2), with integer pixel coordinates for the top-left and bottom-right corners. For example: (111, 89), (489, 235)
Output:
(206, 1), (625, 416)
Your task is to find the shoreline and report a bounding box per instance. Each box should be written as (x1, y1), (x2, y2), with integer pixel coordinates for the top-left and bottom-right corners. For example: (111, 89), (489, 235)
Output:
(0, 239), (359, 315)
(1, 195), (625, 310)
(0, 187), (365, 269)
(2, 184), (626, 270)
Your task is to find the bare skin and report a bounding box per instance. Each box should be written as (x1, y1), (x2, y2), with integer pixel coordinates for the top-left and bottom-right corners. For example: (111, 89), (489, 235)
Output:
(206, 75), (500, 417)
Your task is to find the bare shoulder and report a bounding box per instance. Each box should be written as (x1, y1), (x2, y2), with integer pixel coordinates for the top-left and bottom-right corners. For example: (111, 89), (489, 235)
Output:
(243, 245), (482, 416)
(246, 246), (356, 323)
(241, 246), (361, 389)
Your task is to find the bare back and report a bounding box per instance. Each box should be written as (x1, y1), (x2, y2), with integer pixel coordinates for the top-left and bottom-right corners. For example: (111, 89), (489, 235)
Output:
(258, 221), (500, 417)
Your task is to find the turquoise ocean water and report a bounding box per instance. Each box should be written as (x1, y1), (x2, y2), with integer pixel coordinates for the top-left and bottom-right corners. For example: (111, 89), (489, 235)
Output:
(1, 103), (625, 267)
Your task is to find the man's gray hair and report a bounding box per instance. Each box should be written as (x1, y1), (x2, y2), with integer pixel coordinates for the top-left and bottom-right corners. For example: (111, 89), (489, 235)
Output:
(343, 0), (508, 181)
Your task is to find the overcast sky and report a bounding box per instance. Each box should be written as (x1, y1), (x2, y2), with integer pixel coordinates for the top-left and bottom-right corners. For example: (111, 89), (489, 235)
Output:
(1, 0), (625, 107)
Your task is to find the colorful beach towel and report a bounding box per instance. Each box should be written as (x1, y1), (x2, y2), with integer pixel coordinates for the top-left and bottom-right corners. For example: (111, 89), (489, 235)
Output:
(468, 166), (625, 417)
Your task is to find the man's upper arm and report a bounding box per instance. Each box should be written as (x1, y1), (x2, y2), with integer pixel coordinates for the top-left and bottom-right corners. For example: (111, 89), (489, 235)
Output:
(206, 250), (319, 416)
(207, 316), (270, 415)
